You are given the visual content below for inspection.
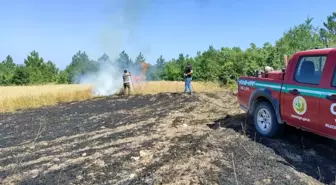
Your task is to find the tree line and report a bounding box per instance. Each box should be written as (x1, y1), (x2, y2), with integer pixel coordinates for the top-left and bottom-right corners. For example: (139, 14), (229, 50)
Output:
(1, 12), (335, 86)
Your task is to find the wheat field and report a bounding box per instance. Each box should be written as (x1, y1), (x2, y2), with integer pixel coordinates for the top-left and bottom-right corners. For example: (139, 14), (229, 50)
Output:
(0, 81), (225, 113)
(0, 84), (93, 113)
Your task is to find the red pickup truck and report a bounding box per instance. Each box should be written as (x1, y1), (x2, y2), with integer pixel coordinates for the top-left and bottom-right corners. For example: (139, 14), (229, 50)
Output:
(237, 48), (336, 140)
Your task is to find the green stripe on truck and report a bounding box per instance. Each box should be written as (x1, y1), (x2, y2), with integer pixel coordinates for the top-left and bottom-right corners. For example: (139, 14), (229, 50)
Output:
(238, 79), (336, 98)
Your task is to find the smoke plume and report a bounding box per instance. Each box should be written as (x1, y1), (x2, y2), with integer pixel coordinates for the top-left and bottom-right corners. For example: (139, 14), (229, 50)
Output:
(77, 62), (123, 96)
(76, 59), (148, 96)
(76, 0), (211, 96)
(99, 0), (153, 59)
(76, 0), (153, 96)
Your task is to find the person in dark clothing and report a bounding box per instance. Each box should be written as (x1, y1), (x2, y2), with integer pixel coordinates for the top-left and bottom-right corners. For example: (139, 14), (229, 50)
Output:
(122, 70), (131, 95)
(184, 63), (193, 94)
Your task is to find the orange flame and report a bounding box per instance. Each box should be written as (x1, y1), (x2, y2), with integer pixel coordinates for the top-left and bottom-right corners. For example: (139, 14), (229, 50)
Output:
(131, 61), (150, 84)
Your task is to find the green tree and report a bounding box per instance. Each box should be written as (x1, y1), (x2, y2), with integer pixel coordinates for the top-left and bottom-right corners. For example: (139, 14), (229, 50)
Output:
(57, 70), (69, 84)
(98, 53), (111, 64)
(11, 65), (30, 85)
(320, 12), (336, 47)
(0, 55), (16, 85)
(276, 17), (324, 58)
(2, 55), (16, 69)
(24, 50), (44, 68)
(23, 51), (46, 84)
(162, 60), (181, 81)
(116, 51), (133, 70)
(146, 55), (166, 80)
(65, 50), (98, 83)
(134, 52), (145, 64)
(41, 60), (59, 83)
(156, 55), (165, 68)
(197, 46), (221, 81)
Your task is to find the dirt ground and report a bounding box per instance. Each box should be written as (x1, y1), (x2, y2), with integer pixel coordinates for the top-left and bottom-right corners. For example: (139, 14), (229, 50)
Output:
(0, 91), (335, 185)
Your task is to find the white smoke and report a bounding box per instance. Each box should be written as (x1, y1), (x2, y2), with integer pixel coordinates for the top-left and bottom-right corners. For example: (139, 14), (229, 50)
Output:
(76, 57), (144, 96)
(78, 62), (124, 96)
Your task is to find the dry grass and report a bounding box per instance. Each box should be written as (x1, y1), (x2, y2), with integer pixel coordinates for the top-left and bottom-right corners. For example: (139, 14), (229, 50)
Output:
(130, 81), (224, 94)
(0, 81), (224, 113)
(0, 84), (93, 113)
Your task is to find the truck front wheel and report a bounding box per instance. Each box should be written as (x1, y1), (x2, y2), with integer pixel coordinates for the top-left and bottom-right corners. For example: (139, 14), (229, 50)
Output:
(253, 101), (283, 137)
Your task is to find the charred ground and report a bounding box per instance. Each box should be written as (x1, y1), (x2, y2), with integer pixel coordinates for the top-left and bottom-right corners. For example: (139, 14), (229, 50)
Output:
(0, 91), (335, 185)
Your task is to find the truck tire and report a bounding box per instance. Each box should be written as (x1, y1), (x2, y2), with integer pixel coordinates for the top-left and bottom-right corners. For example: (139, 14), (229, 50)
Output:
(253, 101), (283, 137)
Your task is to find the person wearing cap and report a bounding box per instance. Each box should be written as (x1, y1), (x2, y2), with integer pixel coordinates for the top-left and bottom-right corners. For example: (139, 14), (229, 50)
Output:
(184, 63), (193, 94)
(122, 69), (131, 95)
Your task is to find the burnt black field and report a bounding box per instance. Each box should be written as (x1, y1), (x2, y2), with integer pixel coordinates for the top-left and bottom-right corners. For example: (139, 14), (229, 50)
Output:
(0, 92), (335, 185)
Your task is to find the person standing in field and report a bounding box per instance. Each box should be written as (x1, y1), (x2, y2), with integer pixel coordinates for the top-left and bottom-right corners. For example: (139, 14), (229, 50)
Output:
(122, 70), (131, 96)
(184, 63), (193, 94)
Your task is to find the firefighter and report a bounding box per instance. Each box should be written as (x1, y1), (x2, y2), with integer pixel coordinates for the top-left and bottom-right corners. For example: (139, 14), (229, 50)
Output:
(122, 70), (131, 95)
(184, 63), (193, 94)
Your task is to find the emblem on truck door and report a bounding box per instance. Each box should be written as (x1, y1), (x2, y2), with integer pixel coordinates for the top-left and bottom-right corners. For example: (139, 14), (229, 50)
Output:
(331, 103), (336, 115)
(292, 96), (307, 115)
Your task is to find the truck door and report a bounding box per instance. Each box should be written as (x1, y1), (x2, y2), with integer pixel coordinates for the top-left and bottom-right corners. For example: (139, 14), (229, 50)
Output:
(318, 57), (336, 139)
(281, 55), (326, 130)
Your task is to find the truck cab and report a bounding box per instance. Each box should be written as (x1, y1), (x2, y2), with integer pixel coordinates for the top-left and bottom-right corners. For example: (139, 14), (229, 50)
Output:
(237, 48), (336, 140)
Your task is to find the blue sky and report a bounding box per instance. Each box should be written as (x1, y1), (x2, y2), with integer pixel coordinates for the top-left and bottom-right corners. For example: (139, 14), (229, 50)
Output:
(0, 0), (335, 70)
